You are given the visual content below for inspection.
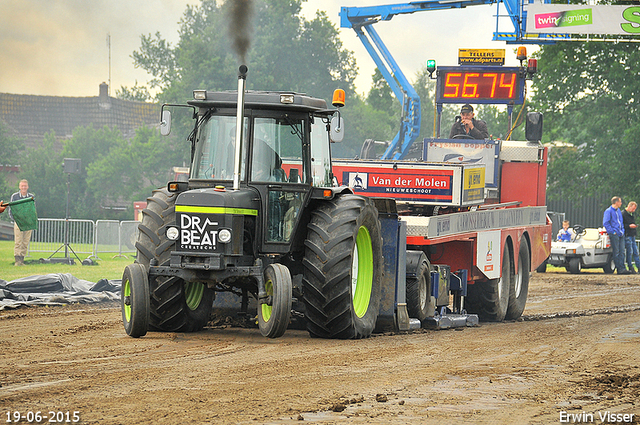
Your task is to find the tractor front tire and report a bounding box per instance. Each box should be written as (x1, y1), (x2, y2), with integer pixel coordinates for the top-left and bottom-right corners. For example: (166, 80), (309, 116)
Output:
(136, 188), (214, 332)
(303, 195), (383, 339)
(121, 263), (150, 338)
(258, 263), (293, 338)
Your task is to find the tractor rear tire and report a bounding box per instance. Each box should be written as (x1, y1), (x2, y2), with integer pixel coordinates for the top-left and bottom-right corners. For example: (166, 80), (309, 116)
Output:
(303, 194), (383, 339)
(406, 252), (434, 321)
(258, 264), (293, 338)
(136, 188), (214, 332)
(121, 263), (150, 338)
(466, 244), (512, 322)
(506, 240), (529, 320)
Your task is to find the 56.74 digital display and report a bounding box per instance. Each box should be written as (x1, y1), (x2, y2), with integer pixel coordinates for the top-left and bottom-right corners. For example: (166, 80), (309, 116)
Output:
(435, 67), (524, 105)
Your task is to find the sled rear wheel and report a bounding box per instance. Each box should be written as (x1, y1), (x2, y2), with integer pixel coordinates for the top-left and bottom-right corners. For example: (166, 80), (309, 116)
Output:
(466, 244), (512, 322)
(406, 251), (434, 321)
(506, 240), (530, 320)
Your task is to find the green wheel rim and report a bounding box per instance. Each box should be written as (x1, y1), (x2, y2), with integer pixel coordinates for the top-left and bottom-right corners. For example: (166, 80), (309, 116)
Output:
(352, 225), (374, 318)
(261, 279), (274, 322)
(123, 278), (132, 322)
(185, 282), (205, 311)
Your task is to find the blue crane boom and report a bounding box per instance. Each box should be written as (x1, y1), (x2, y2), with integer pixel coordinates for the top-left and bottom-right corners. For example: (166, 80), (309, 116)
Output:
(340, 0), (558, 160)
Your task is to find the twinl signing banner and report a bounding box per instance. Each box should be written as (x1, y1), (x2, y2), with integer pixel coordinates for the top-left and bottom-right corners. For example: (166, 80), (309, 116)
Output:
(526, 4), (640, 35)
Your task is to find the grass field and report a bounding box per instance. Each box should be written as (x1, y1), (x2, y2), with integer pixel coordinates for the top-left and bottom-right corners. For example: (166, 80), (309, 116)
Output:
(0, 240), (134, 283)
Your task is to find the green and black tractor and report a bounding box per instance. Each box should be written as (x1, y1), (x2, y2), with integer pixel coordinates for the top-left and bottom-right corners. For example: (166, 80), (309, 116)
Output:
(121, 67), (385, 339)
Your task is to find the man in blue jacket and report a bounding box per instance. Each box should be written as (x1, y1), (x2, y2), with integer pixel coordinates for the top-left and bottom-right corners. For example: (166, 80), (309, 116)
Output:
(603, 196), (629, 275)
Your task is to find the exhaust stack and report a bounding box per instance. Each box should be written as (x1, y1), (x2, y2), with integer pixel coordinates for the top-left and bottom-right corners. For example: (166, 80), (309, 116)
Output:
(233, 65), (248, 190)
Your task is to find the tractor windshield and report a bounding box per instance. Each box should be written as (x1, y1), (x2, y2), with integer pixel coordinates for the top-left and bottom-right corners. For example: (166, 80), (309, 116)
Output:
(191, 112), (332, 188)
(251, 117), (304, 183)
(191, 115), (248, 181)
(251, 115), (332, 187)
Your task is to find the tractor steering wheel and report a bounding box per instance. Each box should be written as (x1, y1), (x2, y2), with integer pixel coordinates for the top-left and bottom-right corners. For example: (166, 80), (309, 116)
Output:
(452, 134), (474, 139)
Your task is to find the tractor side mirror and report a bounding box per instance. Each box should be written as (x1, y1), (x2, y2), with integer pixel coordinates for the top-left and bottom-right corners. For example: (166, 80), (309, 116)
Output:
(525, 112), (543, 142)
(330, 88), (345, 143)
(330, 116), (344, 143)
(160, 110), (172, 136)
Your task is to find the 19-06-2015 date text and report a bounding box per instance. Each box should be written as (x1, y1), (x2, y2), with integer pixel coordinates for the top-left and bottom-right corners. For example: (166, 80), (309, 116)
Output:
(5, 411), (80, 423)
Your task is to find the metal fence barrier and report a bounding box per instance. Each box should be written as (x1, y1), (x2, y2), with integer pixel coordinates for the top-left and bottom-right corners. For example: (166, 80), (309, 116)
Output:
(28, 219), (140, 260)
(29, 219), (95, 259)
(93, 220), (139, 259)
(94, 220), (120, 259)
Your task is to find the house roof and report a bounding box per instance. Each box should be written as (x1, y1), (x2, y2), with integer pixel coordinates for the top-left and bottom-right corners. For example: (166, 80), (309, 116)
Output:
(0, 83), (160, 151)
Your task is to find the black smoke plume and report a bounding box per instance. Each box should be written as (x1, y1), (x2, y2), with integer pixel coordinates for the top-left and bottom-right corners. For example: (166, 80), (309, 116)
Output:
(227, 0), (254, 65)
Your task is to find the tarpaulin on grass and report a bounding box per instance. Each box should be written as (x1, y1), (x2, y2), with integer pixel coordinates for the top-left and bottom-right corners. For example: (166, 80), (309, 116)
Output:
(0, 273), (121, 310)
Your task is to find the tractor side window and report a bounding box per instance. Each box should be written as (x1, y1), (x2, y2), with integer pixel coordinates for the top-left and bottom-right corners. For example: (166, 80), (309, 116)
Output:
(252, 117), (305, 183)
(254, 116), (307, 242)
(310, 117), (332, 187)
(266, 190), (305, 242)
(192, 115), (248, 180)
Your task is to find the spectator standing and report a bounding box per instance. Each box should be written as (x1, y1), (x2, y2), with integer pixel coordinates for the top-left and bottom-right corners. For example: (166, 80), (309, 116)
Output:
(622, 201), (640, 274)
(8, 180), (35, 266)
(603, 196), (629, 275)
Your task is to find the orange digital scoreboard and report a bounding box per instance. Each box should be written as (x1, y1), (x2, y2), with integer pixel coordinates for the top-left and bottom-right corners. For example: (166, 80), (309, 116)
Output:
(435, 66), (525, 105)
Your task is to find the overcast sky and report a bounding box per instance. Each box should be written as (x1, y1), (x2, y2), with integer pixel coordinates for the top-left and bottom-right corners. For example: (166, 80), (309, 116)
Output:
(0, 0), (529, 98)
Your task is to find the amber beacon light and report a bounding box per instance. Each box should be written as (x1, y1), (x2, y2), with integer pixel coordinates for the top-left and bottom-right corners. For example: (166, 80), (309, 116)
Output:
(332, 89), (345, 107)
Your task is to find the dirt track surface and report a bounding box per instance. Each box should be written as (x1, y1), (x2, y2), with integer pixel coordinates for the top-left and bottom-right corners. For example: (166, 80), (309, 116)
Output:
(1, 271), (639, 425)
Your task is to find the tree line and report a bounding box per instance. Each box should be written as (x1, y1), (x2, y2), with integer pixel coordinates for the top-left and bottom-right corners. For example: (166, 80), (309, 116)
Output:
(0, 0), (635, 220)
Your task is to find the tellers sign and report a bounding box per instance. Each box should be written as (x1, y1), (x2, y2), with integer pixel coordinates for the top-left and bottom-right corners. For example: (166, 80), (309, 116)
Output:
(435, 66), (525, 105)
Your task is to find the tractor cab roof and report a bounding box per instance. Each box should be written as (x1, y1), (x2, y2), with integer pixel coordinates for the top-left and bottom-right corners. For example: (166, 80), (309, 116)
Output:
(188, 90), (330, 114)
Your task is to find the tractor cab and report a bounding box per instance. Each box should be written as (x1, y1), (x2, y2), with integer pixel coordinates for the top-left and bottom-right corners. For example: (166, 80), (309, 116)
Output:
(163, 90), (341, 262)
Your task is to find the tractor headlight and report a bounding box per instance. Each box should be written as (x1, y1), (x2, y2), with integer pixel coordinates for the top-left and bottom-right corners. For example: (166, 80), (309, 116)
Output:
(218, 229), (232, 243)
(166, 226), (180, 241)
(566, 248), (577, 255)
